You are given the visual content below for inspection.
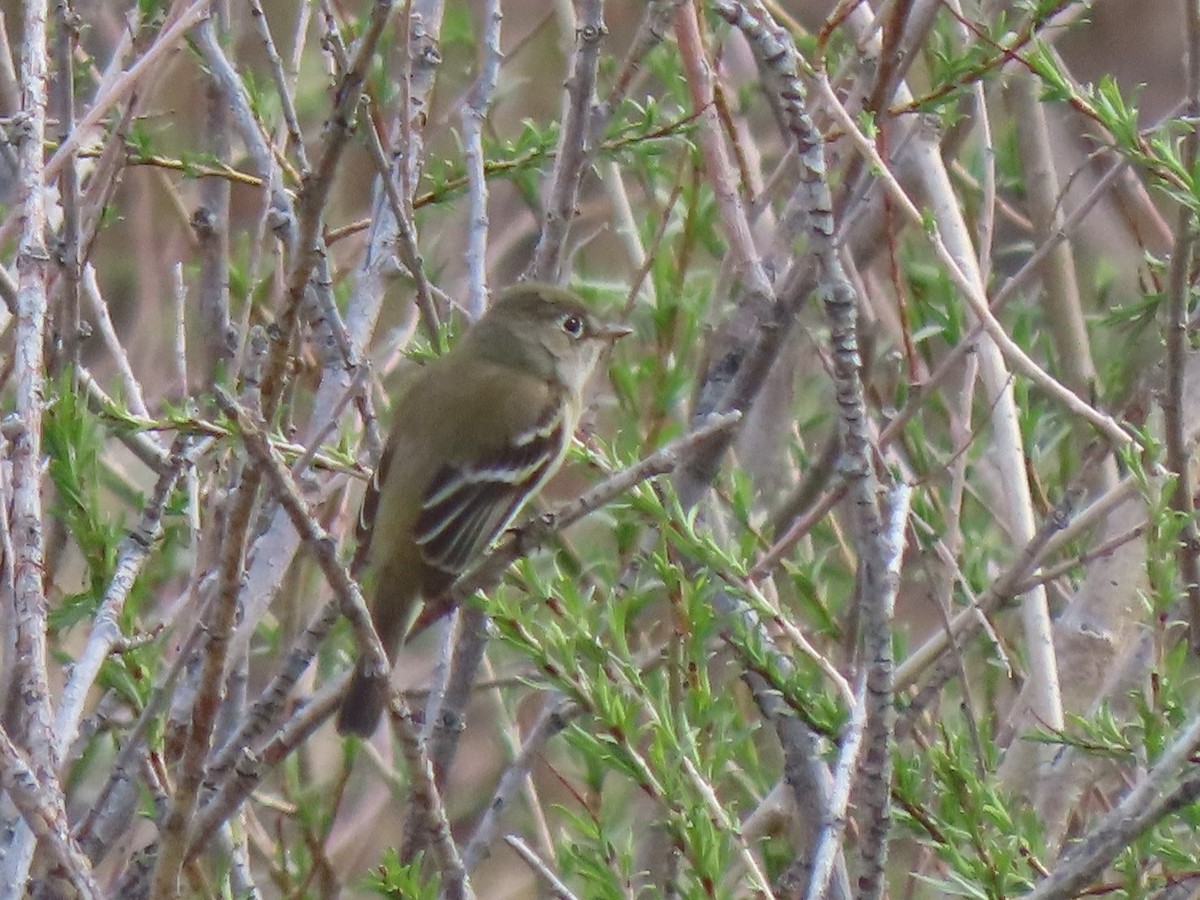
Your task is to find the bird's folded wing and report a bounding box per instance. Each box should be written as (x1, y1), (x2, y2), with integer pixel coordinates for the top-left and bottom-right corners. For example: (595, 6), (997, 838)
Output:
(352, 441), (394, 576)
(414, 404), (566, 576)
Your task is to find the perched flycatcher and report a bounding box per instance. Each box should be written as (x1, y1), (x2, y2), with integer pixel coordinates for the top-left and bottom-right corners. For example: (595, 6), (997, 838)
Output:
(336, 282), (631, 736)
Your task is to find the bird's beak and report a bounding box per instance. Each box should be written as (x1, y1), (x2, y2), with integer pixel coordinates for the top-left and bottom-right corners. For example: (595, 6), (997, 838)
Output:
(597, 322), (634, 342)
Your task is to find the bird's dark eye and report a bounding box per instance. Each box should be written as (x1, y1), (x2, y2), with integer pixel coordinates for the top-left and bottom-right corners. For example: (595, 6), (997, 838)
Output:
(560, 314), (584, 337)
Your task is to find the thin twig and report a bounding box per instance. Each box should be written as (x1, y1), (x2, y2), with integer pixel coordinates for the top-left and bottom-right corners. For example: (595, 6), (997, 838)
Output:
(805, 680), (866, 900)
(504, 834), (580, 900)
(1013, 523), (1148, 595)
(195, 0), (235, 382)
(72, 623), (207, 862)
(461, 696), (575, 871)
(671, 1), (780, 510)
(206, 600), (341, 785)
(711, 7), (898, 894)
(51, 0), (81, 376)
(461, 0), (501, 318)
(214, 387), (388, 682)
(42, 0), (213, 185)
(387, 702), (475, 900)
(813, 72), (1132, 449)
(52, 439), (194, 768)
(322, 11), (440, 343)
(0, 725), (102, 900)
(246, 0), (309, 175)
(1167, 0), (1200, 653)
(150, 442), (260, 897)
(179, 676), (346, 868)
(1024, 711), (1200, 900)
(258, 0), (396, 419)
(528, 0), (606, 282)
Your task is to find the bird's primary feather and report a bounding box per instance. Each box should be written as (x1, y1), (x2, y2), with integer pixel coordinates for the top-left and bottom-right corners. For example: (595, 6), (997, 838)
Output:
(414, 403), (566, 573)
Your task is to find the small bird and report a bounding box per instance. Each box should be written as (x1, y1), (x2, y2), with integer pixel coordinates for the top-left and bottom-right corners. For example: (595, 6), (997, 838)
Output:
(336, 282), (632, 736)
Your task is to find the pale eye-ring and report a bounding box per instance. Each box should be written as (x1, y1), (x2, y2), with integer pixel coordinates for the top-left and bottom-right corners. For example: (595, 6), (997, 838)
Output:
(560, 313), (584, 337)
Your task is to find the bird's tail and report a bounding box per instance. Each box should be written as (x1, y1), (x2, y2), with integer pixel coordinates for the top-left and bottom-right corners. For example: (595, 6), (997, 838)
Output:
(336, 660), (390, 737)
(336, 577), (428, 737)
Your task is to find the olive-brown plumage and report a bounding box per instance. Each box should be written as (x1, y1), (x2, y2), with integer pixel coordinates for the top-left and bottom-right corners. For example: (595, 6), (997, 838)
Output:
(336, 283), (630, 736)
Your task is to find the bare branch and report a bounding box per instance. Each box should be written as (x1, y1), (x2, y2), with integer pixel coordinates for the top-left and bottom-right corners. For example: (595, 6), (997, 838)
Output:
(504, 834), (580, 900)
(528, 0), (606, 282)
(2, 0), (55, 883)
(0, 724), (101, 900)
(461, 0), (502, 318)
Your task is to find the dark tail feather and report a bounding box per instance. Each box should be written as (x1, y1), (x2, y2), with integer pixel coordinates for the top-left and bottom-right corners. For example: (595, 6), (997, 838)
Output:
(337, 583), (426, 736)
(336, 660), (389, 737)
